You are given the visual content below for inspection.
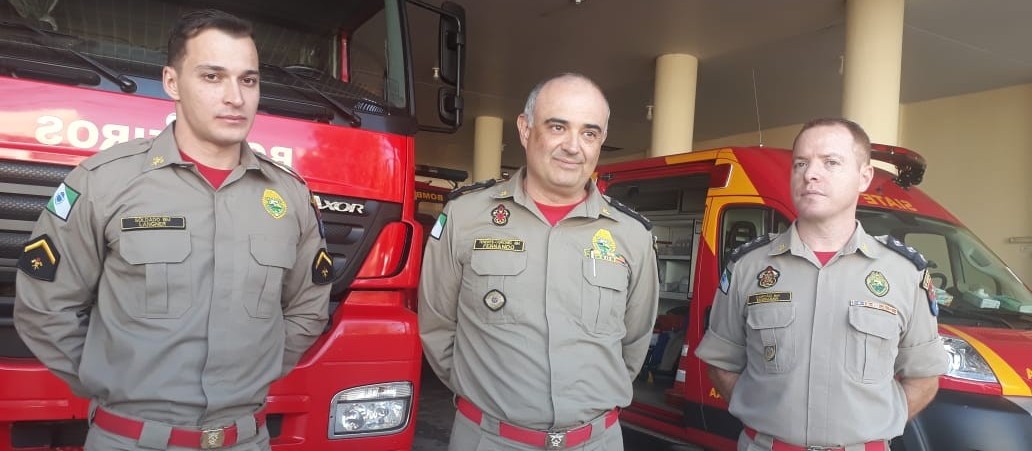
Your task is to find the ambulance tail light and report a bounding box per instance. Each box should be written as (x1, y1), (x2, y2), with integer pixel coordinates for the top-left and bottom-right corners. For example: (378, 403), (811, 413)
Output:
(328, 382), (412, 438)
(709, 163), (733, 188)
(942, 336), (998, 383)
(356, 222), (410, 278)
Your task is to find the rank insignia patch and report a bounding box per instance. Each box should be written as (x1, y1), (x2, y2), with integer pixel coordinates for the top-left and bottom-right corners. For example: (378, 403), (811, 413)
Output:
(430, 213), (447, 240)
(262, 189), (287, 219)
(491, 204), (510, 226)
(18, 235), (60, 281)
(312, 249), (333, 285)
(866, 271), (890, 297)
(756, 266), (780, 288)
(584, 229), (626, 264)
(46, 183), (80, 221)
(483, 289), (506, 311)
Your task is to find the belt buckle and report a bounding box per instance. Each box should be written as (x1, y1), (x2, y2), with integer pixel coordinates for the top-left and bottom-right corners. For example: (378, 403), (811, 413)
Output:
(200, 428), (226, 449)
(545, 431), (567, 449)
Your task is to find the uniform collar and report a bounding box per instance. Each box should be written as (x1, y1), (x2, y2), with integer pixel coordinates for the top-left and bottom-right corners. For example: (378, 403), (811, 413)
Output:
(142, 122), (265, 176)
(773, 220), (878, 259)
(490, 167), (618, 222)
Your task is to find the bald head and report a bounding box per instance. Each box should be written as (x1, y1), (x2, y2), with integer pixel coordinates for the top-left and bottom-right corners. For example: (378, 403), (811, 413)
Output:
(522, 73), (610, 130)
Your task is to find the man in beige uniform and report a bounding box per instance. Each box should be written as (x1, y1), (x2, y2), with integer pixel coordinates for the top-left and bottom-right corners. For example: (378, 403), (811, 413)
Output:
(419, 73), (658, 450)
(696, 118), (947, 451)
(14, 10), (330, 451)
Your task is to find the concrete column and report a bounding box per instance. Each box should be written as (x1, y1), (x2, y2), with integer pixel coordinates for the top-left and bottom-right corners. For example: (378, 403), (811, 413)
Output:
(842, 0), (904, 145)
(650, 53), (698, 157)
(472, 116), (503, 182)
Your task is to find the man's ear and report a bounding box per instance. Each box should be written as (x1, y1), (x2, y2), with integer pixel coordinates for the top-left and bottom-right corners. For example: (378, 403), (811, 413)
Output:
(162, 66), (180, 101)
(516, 113), (530, 148)
(858, 162), (874, 193)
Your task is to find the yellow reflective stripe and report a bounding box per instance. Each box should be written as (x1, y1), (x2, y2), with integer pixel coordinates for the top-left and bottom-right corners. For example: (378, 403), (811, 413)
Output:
(941, 324), (1032, 396)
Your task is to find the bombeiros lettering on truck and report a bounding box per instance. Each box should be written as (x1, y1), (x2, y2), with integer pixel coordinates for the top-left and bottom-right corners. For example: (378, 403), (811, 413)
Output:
(0, 0), (468, 449)
(33, 113), (295, 167)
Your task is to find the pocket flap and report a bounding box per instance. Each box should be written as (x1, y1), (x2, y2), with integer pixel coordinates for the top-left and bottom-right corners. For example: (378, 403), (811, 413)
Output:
(120, 230), (191, 264)
(746, 303), (796, 329)
(471, 249), (527, 276)
(848, 307), (898, 340)
(249, 235), (297, 268)
(582, 258), (629, 291)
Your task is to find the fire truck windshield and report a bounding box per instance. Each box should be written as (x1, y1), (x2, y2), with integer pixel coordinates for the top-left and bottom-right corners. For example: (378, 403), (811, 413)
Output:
(0, 0), (408, 122)
(858, 208), (1032, 330)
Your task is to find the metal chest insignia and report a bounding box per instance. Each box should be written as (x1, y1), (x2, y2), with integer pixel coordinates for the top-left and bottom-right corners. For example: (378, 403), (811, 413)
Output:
(866, 271), (890, 297)
(17, 235), (60, 282)
(584, 229), (626, 264)
(764, 345), (776, 362)
(263, 189), (287, 219)
(756, 266), (780, 288)
(312, 249), (333, 285)
(483, 289), (506, 311)
(491, 204), (510, 226)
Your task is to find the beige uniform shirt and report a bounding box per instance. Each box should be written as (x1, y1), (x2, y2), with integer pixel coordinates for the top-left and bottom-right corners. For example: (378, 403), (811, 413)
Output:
(696, 222), (947, 447)
(419, 168), (659, 430)
(14, 124), (330, 426)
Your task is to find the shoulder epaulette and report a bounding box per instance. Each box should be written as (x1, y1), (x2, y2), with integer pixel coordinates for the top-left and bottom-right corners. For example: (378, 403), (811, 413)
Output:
(253, 151), (307, 185)
(81, 138), (150, 170)
(446, 178), (496, 201)
(728, 233), (774, 264)
(874, 235), (928, 270)
(606, 196), (652, 231)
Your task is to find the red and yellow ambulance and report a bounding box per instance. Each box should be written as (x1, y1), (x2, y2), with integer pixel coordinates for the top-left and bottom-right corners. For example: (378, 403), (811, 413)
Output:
(595, 144), (1032, 451)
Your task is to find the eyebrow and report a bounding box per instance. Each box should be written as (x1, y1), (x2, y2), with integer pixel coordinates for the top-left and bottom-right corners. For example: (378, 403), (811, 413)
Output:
(195, 64), (260, 77)
(544, 117), (603, 133)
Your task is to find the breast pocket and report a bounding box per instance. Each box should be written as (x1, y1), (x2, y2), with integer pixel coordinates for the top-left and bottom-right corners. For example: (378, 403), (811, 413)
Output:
(581, 259), (629, 335)
(469, 251), (527, 324)
(746, 303), (796, 373)
(119, 230), (193, 319)
(243, 234), (297, 319)
(846, 306), (900, 383)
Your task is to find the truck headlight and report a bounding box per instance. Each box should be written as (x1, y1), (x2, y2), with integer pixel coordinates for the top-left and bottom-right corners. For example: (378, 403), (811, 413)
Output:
(328, 382), (412, 438)
(942, 336), (997, 383)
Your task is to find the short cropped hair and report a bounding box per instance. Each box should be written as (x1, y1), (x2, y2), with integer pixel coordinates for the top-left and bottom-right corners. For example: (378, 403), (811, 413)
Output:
(522, 73), (609, 127)
(167, 9), (253, 68)
(793, 117), (872, 164)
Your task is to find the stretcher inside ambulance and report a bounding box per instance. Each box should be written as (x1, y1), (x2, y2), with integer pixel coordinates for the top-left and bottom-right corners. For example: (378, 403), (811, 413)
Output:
(595, 144), (1032, 451)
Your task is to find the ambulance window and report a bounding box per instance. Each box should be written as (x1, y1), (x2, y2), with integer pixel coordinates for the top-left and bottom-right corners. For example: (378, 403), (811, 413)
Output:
(905, 233), (953, 289)
(719, 207), (789, 269)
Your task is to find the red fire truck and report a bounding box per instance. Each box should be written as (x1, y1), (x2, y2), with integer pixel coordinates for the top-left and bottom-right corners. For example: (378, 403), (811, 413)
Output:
(0, 0), (465, 449)
(595, 145), (1032, 450)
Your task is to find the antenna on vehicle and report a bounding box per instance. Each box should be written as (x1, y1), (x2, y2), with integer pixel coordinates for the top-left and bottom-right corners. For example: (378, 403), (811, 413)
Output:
(752, 68), (764, 147)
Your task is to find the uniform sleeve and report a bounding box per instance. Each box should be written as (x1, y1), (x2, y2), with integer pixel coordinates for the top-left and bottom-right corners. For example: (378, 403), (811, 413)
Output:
(896, 269), (948, 378)
(418, 204), (462, 391)
(695, 264), (748, 373)
(621, 232), (659, 381)
(14, 167), (102, 397)
(279, 187), (331, 376)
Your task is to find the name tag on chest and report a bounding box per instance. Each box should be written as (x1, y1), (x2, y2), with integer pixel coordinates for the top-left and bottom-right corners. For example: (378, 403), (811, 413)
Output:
(473, 238), (525, 252)
(121, 216), (186, 231)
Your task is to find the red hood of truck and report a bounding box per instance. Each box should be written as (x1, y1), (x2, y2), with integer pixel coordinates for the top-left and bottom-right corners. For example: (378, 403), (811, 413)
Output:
(940, 324), (1032, 396)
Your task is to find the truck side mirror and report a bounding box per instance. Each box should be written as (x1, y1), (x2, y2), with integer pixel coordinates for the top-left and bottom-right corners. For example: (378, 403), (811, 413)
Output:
(437, 1), (465, 87)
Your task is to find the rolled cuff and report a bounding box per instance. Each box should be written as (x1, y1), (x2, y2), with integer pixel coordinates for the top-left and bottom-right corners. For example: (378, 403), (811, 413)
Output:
(695, 330), (746, 373)
(896, 337), (948, 378)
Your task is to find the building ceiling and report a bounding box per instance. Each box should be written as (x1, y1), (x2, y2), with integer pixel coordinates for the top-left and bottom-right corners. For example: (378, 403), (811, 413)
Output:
(409, 0), (1032, 164)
